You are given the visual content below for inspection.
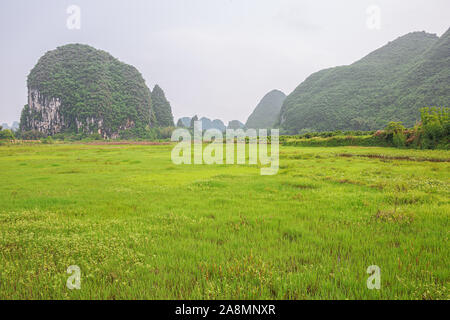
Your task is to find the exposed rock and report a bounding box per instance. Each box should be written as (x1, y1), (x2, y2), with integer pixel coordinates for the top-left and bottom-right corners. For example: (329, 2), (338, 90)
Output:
(20, 44), (156, 138)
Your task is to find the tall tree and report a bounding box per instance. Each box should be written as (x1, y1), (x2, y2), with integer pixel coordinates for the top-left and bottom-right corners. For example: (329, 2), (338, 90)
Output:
(151, 85), (175, 127)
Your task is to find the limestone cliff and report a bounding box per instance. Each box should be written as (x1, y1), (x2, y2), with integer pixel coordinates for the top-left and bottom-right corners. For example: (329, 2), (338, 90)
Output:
(20, 44), (158, 138)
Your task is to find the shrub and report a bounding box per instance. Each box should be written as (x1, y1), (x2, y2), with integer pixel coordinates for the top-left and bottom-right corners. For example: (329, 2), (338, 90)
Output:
(0, 129), (15, 140)
(420, 107), (449, 149)
(19, 130), (45, 140)
(392, 132), (406, 147)
(41, 136), (54, 144)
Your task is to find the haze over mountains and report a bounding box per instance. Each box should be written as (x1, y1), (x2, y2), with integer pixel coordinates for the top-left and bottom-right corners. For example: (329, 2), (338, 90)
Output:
(175, 116), (243, 131)
(1, 122), (19, 131)
(175, 28), (449, 134)
(13, 27), (450, 137)
(245, 90), (286, 129)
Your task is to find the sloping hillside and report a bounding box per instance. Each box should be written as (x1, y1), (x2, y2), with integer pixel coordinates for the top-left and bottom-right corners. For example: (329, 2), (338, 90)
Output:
(278, 29), (449, 133)
(246, 90), (286, 129)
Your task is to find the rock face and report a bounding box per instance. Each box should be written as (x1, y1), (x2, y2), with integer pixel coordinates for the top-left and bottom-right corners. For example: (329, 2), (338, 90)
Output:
(22, 89), (63, 135)
(20, 44), (158, 138)
(245, 89), (286, 129)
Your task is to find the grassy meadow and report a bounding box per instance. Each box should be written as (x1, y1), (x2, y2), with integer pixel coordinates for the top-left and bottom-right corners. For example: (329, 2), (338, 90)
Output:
(0, 143), (448, 299)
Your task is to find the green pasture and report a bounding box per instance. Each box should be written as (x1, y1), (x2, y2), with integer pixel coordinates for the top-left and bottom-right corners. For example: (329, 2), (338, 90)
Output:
(0, 143), (448, 299)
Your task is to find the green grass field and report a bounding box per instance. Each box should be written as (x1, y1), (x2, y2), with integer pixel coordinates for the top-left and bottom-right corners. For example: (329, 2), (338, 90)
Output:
(0, 143), (448, 299)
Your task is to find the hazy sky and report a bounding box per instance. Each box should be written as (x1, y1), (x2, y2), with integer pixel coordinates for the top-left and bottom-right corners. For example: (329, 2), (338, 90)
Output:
(0, 0), (449, 125)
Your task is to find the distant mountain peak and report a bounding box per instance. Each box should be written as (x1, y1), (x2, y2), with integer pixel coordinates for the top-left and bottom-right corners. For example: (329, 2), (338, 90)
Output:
(246, 90), (286, 129)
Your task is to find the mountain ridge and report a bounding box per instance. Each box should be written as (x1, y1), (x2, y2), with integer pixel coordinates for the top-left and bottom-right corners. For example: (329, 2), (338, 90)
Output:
(278, 29), (450, 133)
(20, 44), (174, 138)
(246, 90), (286, 129)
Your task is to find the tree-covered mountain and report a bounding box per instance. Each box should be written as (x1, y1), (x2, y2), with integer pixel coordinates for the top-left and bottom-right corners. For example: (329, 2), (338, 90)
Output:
(177, 117), (191, 128)
(200, 117), (226, 131)
(278, 29), (450, 134)
(151, 85), (174, 127)
(20, 44), (161, 138)
(246, 90), (286, 129)
(227, 120), (245, 130)
(176, 116), (226, 131)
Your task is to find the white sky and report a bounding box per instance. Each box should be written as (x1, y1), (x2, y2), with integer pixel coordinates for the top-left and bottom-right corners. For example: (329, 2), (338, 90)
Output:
(0, 0), (449, 125)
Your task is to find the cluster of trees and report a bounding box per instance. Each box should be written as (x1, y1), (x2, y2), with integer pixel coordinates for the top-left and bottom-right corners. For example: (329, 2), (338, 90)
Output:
(284, 130), (376, 140)
(281, 107), (449, 149)
(16, 126), (176, 142)
(375, 107), (449, 149)
(0, 125), (15, 140)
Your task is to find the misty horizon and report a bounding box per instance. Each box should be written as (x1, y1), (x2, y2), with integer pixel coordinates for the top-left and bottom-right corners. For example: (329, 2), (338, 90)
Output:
(1, 0), (449, 125)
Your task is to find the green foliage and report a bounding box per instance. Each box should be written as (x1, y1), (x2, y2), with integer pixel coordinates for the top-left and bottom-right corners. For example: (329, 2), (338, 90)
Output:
(279, 30), (450, 133)
(420, 107), (450, 149)
(281, 109), (449, 150)
(392, 132), (406, 147)
(18, 130), (45, 140)
(246, 90), (286, 129)
(19, 104), (33, 132)
(41, 136), (54, 144)
(25, 44), (154, 136)
(155, 127), (175, 140)
(384, 121), (406, 147)
(151, 85), (174, 127)
(0, 129), (15, 140)
(281, 135), (389, 147)
(385, 121), (406, 134)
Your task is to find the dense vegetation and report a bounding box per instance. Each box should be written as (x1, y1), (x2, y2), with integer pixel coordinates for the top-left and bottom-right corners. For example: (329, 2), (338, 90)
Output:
(0, 126), (15, 141)
(281, 107), (449, 149)
(279, 29), (450, 134)
(22, 44), (157, 136)
(246, 90), (286, 129)
(151, 85), (174, 127)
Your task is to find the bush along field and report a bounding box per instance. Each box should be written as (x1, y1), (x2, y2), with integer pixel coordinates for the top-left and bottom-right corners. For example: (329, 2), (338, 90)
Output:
(281, 107), (449, 149)
(0, 142), (448, 299)
(7, 107), (448, 149)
